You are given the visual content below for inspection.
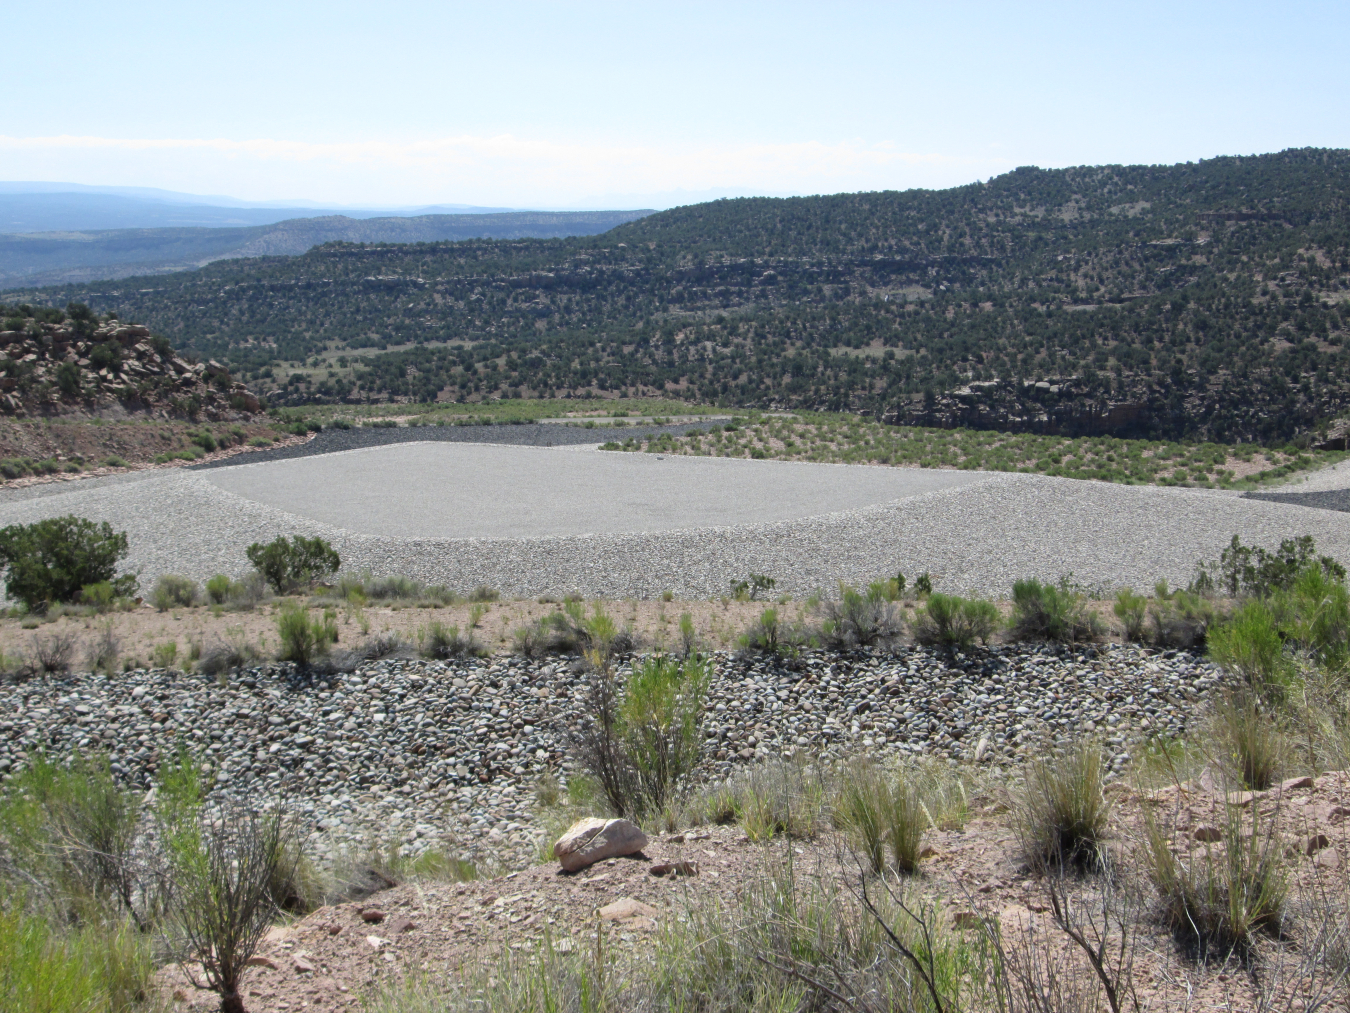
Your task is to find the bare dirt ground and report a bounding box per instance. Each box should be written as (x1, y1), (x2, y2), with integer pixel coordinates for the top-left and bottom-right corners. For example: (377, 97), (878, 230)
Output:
(158, 772), (1350, 1013)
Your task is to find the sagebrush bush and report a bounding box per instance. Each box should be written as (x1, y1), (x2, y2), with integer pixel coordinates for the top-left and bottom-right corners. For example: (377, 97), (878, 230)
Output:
(78, 581), (118, 613)
(419, 621), (484, 660)
(204, 574), (232, 605)
(85, 623), (120, 673)
(151, 641), (178, 670)
(819, 583), (904, 648)
(912, 592), (1000, 647)
(0, 515), (136, 612)
(1149, 586), (1220, 649)
(511, 618), (550, 658)
(1009, 578), (1104, 643)
(1280, 562), (1350, 666)
(573, 653), (709, 820)
(151, 573), (198, 611)
(1016, 740), (1110, 869)
(28, 631), (76, 676)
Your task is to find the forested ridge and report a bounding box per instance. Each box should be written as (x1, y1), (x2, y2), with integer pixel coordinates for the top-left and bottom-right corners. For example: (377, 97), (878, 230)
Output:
(9, 148), (1350, 441)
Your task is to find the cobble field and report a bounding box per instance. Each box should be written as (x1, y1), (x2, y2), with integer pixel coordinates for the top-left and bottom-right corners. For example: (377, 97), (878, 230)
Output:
(1, 644), (1225, 870)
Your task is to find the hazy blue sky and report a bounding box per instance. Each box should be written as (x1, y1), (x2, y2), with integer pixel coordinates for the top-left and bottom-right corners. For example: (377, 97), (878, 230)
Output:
(3, 0), (1346, 208)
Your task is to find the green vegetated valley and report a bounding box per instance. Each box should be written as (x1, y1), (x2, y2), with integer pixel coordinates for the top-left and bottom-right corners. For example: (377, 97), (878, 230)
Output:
(8, 148), (1350, 443)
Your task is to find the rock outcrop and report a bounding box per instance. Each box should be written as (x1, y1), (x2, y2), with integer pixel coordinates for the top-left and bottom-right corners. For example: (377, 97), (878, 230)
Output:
(0, 315), (261, 420)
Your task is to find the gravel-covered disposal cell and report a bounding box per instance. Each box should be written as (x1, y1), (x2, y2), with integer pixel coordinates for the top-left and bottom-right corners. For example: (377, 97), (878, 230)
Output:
(4, 447), (1350, 597)
(199, 441), (988, 538)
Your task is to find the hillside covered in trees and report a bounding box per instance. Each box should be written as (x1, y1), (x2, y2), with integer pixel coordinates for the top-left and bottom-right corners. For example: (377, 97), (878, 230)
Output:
(9, 148), (1350, 441)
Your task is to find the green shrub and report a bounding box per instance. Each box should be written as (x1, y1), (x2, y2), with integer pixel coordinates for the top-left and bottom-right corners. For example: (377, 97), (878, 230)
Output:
(469, 584), (499, 603)
(79, 581), (118, 612)
(737, 607), (811, 656)
(54, 360), (82, 395)
(0, 906), (149, 1013)
(163, 799), (298, 1013)
(364, 574), (422, 600)
(1113, 588), (1147, 642)
(247, 436), (271, 447)
(246, 535), (340, 593)
(620, 653), (710, 817)
(1207, 598), (1290, 695)
(1016, 740), (1110, 870)
(150, 574), (198, 611)
(204, 574), (232, 605)
(1279, 562), (1350, 665)
(512, 618), (550, 658)
(1203, 534), (1346, 598)
(1009, 578), (1104, 643)
(275, 604), (335, 666)
(912, 592), (999, 647)
(0, 516), (135, 612)
(573, 653), (709, 820)
(151, 642), (178, 670)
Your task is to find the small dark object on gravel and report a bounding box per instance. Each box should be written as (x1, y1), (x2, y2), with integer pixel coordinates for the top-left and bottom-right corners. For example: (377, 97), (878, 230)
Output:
(650, 861), (699, 877)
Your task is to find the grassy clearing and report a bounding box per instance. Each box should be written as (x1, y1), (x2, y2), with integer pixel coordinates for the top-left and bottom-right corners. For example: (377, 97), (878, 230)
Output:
(601, 412), (1346, 488)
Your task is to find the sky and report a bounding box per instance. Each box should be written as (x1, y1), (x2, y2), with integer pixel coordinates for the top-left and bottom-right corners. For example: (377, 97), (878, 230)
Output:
(3, 0), (1347, 209)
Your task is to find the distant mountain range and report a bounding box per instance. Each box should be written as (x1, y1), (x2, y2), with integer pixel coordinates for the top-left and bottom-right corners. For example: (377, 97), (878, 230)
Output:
(0, 210), (654, 288)
(0, 182), (547, 231)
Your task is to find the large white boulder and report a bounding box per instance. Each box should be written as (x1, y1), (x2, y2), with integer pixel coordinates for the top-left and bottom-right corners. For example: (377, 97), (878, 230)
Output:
(553, 817), (649, 872)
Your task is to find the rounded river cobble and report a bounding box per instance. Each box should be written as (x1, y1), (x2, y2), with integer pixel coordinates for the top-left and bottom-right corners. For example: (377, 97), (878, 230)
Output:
(0, 644), (1225, 868)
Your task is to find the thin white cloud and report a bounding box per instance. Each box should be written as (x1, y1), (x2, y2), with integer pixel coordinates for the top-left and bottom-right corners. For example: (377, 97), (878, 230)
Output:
(0, 133), (1012, 207)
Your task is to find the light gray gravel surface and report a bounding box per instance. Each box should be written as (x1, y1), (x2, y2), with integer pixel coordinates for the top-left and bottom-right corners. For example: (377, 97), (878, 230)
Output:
(3, 445), (1350, 598)
(1259, 456), (1350, 493)
(199, 442), (989, 538)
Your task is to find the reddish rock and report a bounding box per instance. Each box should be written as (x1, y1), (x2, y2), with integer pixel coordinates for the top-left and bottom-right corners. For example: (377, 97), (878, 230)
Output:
(387, 916), (417, 934)
(1305, 833), (1332, 856)
(1193, 825), (1224, 842)
(244, 955), (279, 970)
(360, 909), (387, 923)
(1280, 776), (1315, 792)
(292, 955), (315, 974)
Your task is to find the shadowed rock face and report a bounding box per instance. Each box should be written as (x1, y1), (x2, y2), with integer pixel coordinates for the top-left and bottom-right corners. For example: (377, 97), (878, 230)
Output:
(883, 373), (1350, 444)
